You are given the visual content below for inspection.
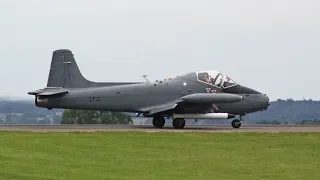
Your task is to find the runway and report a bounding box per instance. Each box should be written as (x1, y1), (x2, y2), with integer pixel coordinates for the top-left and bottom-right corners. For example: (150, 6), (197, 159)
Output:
(0, 124), (319, 132)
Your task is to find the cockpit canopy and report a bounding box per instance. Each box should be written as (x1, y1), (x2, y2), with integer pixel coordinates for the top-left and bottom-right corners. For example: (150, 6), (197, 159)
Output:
(196, 70), (237, 88)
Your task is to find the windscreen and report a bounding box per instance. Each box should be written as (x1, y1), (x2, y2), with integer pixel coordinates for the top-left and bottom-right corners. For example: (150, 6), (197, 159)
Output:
(197, 71), (221, 86)
(222, 75), (237, 88)
(197, 71), (237, 88)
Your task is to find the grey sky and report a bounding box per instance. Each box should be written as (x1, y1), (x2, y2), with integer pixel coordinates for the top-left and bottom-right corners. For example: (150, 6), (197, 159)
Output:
(1, 0), (319, 101)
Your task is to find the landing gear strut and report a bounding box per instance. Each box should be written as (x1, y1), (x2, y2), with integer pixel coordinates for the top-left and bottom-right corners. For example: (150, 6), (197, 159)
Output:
(231, 115), (244, 128)
(172, 118), (185, 129)
(152, 116), (165, 128)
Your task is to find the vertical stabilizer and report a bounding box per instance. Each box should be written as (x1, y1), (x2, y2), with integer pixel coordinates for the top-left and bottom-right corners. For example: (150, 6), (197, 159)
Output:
(47, 49), (90, 88)
(45, 49), (143, 89)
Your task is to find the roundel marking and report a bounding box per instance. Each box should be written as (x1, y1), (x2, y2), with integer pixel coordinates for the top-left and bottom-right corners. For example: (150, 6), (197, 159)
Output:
(66, 74), (73, 81)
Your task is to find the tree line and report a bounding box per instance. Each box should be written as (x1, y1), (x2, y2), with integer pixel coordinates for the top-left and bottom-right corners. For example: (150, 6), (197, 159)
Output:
(61, 110), (132, 124)
(245, 99), (320, 124)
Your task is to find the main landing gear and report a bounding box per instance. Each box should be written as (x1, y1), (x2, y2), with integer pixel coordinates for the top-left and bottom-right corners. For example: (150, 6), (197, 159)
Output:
(231, 115), (244, 128)
(152, 116), (165, 128)
(172, 118), (185, 129)
(153, 115), (243, 129)
(152, 116), (185, 129)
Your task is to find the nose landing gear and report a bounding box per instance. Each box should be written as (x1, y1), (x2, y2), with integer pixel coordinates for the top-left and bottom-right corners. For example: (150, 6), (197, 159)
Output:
(231, 119), (241, 128)
(231, 115), (244, 128)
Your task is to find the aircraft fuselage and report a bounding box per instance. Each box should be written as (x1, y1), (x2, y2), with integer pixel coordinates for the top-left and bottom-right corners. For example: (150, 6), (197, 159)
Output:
(36, 73), (269, 116)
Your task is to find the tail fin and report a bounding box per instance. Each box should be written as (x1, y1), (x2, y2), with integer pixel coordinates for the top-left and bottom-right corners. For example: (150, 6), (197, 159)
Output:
(46, 49), (143, 88)
(47, 49), (90, 88)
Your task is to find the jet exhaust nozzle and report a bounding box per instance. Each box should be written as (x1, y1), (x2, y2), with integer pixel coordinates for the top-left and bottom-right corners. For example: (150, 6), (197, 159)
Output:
(173, 113), (235, 119)
(35, 96), (49, 108)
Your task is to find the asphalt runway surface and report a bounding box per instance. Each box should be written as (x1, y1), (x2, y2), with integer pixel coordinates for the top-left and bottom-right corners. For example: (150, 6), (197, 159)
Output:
(0, 124), (319, 132)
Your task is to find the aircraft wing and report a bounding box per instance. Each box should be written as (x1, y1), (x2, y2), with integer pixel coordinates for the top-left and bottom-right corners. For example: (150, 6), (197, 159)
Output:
(140, 100), (183, 116)
(140, 93), (243, 116)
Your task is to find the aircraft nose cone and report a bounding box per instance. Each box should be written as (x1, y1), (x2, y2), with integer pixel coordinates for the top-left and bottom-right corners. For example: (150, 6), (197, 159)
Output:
(263, 94), (270, 110)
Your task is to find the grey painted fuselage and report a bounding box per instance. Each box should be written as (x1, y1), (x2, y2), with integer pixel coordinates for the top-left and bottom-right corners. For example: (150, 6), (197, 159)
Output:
(36, 72), (269, 116)
(29, 49), (270, 119)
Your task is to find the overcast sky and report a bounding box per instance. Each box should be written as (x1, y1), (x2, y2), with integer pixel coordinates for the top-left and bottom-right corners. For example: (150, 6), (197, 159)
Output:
(0, 0), (319, 101)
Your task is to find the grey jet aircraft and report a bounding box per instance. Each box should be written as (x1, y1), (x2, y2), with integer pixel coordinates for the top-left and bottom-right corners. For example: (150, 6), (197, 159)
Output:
(28, 49), (270, 129)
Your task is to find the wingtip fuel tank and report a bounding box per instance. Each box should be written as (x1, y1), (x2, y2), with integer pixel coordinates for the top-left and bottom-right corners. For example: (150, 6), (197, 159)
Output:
(173, 113), (235, 119)
(181, 93), (243, 104)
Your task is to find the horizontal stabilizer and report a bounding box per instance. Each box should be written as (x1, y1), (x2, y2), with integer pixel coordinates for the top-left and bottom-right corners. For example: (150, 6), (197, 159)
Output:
(37, 91), (68, 96)
(27, 89), (44, 95)
(28, 88), (68, 97)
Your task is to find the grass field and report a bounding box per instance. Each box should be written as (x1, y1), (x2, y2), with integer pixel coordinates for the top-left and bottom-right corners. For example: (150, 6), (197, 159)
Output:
(0, 132), (319, 180)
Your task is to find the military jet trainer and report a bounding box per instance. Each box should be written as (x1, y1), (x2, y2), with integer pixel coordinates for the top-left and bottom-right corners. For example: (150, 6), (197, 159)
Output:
(28, 49), (270, 129)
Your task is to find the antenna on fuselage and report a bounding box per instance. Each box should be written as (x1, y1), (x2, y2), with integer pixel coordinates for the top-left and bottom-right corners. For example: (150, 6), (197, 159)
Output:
(142, 75), (151, 84)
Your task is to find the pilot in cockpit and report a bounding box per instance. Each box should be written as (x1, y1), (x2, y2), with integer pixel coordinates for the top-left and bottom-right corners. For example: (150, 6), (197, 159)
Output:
(209, 75), (215, 84)
(201, 73), (211, 84)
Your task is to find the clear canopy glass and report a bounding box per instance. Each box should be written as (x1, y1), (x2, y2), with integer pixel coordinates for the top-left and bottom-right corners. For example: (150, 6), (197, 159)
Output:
(196, 70), (237, 88)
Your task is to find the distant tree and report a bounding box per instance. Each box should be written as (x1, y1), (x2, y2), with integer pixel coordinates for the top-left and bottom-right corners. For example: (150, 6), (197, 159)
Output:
(256, 119), (281, 125)
(256, 119), (269, 124)
(246, 99), (320, 124)
(61, 109), (132, 124)
(271, 120), (281, 125)
(298, 119), (320, 125)
(37, 119), (51, 124)
(286, 98), (294, 102)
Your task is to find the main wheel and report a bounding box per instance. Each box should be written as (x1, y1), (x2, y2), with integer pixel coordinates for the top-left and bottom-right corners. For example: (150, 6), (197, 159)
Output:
(172, 118), (185, 129)
(231, 119), (241, 128)
(152, 116), (165, 128)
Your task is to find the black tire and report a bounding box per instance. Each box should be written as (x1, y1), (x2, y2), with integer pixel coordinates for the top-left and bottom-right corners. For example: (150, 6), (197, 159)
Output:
(152, 116), (165, 128)
(172, 118), (185, 129)
(231, 119), (241, 128)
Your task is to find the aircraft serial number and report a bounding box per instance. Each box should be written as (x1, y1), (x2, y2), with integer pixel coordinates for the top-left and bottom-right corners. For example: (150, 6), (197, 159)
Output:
(89, 96), (100, 102)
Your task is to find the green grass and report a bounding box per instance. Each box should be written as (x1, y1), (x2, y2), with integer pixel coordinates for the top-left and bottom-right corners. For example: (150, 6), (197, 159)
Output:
(0, 132), (319, 180)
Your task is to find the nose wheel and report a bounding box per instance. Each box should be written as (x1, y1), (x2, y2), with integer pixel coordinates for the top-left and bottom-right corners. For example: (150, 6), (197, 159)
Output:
(231, 119), (241, 128)
(231, 115), (244, 128)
